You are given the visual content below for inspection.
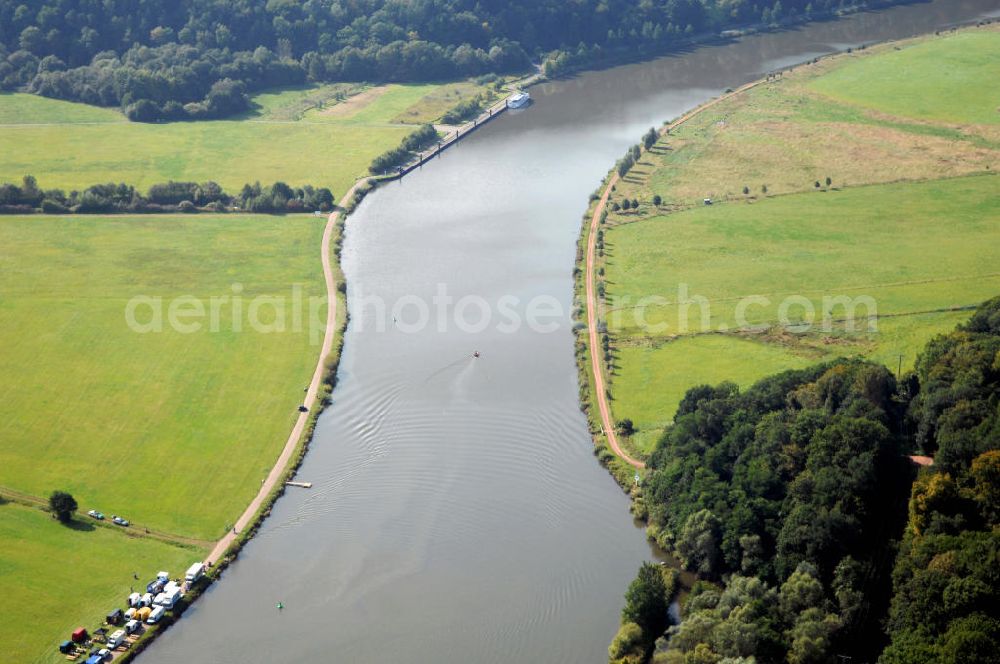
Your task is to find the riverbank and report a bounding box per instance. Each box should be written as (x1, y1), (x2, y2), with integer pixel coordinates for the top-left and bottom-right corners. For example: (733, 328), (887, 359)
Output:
(576, 76), (767, 481)
(576, 16), (999, 466)
(84, 185), (358, 664)
(541, 0), (918, 80)
(372, 70), (544, 182)
(577, 20), (999, 661)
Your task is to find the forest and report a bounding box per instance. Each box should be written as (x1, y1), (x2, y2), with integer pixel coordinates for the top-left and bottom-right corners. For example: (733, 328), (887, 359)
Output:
(613, 297), (1000, 663)
(0, 0), (894, 121)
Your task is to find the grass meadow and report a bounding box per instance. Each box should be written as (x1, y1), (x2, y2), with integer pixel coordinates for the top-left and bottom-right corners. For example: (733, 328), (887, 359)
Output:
(0, 79), (494, 195)
(0, 214), (333, 539)
(0, 501), (199, 664)
(807, 30), (1000, 125)
(597, 26), (1000, 455)
(611, 26), (999, 207)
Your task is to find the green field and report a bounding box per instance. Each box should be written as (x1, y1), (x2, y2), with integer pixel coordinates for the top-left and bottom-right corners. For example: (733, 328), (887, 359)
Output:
(808, 31), (1000, 125)
(596, 27), (1000, 456)
(0, 500), (199, 664)
(0, 214), (330, 539)
(0, 80), (493, 195)
(610, 28), (999, 207)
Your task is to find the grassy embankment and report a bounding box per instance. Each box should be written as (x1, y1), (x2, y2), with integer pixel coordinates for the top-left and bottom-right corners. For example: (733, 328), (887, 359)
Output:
(589, 26), (1000, 456)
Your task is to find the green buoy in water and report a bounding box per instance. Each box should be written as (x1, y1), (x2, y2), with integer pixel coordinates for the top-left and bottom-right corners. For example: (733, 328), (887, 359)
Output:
(277, 602), (283, 610)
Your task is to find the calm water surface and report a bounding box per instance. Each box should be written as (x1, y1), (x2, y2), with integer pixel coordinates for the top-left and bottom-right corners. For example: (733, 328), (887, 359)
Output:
(143, 2), (999, 661)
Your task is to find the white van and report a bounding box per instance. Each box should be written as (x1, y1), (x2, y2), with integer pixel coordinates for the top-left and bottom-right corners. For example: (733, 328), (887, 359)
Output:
(185, 562), (204, 582)
(146, 606), (166, 624)
(124, 619), (141, 635)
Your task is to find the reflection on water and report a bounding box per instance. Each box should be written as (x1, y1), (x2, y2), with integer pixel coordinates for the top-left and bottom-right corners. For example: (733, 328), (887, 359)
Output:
(142, 2), (999, 662)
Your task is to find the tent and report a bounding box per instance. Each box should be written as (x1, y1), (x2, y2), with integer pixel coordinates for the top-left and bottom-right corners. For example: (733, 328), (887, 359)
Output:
(106, 608), (123, 625)
(86, 656), (103, 664)
(137, 607), (152, 621)
(71, 627), (88, 643)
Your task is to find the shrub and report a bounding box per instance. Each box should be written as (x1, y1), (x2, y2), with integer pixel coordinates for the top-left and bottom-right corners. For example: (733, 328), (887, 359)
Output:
(609, 622), (644, 660)
(41, 198), (68, 213)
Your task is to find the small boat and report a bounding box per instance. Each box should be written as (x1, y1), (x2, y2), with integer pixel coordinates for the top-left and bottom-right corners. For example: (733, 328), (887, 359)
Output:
(506, 91), (530, 109)
(473, 351), (480, 358)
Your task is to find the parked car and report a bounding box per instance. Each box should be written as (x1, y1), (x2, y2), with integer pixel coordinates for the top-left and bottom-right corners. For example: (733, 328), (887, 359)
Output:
(87, 510), (105, 520)
(112, 515), (129, 526)
(298, 404), (308, 412)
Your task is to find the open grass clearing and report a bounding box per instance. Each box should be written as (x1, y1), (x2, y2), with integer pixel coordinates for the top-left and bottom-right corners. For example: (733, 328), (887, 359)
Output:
(0, 214), (333, 540)
(0, 80), (491, 194)
(0, 93), (410, 194)
(389, 79), (502, 124)
(238, 82), (364, 121)
(605, 175), (1000, 337)
(808, 29), (1000, 125)
(608, 27), (999, 208)
(602, 175), (1000, 454)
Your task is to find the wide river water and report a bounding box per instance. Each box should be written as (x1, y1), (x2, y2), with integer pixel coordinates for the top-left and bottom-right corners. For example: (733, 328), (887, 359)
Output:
(143, 1), (999, 661)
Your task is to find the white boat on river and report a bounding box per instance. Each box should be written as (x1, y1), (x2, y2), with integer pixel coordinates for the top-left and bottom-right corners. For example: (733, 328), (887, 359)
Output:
(506, 91), (530, 108)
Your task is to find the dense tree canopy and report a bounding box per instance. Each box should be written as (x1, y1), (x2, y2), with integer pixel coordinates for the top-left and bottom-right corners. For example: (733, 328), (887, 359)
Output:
(880, 296), (1000, 664)
(0, 175), (334, 214)
(631, 297), (1000, 663)
(0, 0), (886, 121)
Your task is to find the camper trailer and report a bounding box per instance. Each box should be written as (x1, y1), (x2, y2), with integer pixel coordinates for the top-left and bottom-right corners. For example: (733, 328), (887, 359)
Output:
(155, 586), (182, 609)
(146, 606), (166, 624)
(107, 630), (125, 649)
(185, 562), (205, 582)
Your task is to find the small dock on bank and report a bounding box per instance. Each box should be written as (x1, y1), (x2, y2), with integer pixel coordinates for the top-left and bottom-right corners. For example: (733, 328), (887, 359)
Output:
(384, 72), (543, 182)
(285, 481), (313, 489)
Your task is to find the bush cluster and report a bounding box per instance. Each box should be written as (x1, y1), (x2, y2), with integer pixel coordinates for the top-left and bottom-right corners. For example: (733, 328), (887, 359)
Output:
(0, 176), (334, 214)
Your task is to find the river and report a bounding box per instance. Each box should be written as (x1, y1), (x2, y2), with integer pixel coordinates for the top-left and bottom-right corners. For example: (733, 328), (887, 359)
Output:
(142, 1), (1000, 661)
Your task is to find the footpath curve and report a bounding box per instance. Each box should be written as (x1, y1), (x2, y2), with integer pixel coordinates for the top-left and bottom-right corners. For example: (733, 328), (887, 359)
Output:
(585, 172), (644, 469)
(584, 79), (764, 471)
(205, 180), (366, 565)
